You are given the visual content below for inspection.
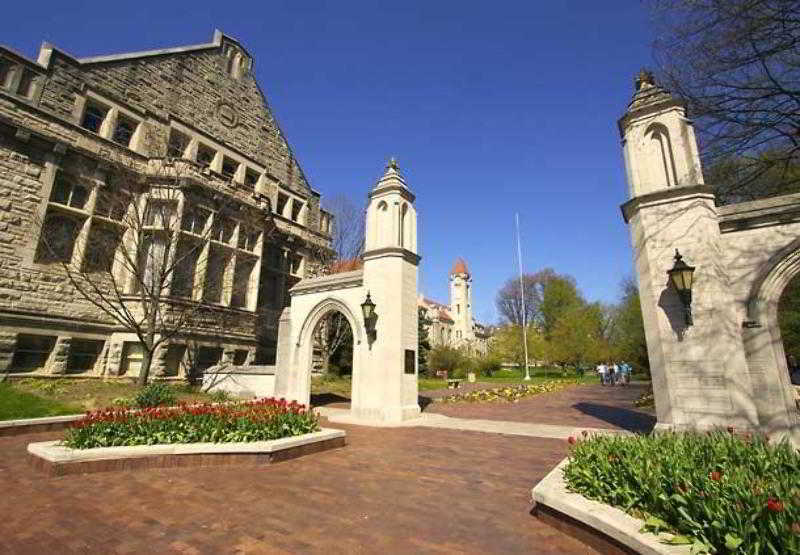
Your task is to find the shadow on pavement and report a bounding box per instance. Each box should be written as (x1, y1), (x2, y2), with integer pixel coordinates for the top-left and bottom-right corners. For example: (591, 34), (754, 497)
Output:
(310, 393), (350, 408)
(572, 402), (656, 433)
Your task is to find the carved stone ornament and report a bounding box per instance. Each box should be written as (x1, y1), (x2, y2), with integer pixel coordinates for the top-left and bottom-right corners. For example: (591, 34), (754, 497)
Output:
(217, 101), (239, 128)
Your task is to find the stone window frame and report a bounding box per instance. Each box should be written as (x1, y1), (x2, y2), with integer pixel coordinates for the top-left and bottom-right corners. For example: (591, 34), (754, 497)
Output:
(72, 90), (145, 153)
(164, 120), (315, 224)
(275, 187), (306, 225)
(169, 195), (263, 311)
(0, 52), (45, 104)
(166, 120), (272, 194)
(30, 156), (122, 270)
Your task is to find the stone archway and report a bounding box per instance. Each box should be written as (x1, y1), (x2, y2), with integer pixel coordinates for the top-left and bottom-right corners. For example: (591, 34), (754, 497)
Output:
(272, 160), (422, 423)
(741, 242), (800, 438)
(294, 296), (365, 411)
(617, 71), (800, 444)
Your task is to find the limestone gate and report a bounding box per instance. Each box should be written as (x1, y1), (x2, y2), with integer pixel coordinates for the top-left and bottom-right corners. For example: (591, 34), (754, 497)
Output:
(272, 160), (421, 422)
(619, 71), (799, 444)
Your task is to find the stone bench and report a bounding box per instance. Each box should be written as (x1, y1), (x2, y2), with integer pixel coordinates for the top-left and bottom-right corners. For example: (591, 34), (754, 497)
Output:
(447, 378), (462, 389)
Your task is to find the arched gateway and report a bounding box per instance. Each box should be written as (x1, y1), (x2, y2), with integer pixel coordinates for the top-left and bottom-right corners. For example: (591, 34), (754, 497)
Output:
(619, 70), (800, 444)
(273, 160), (421, 422)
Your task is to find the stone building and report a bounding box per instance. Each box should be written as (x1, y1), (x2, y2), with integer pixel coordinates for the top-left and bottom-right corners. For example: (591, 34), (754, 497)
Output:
(419, 258), (491, 355)
(0, 30), (333, 378)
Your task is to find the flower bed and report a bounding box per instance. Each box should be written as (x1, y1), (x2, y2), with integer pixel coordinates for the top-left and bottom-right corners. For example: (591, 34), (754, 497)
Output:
(563, 430), (800, 553)
(438, 380), (577, 403)
(63, 398), (320, 449)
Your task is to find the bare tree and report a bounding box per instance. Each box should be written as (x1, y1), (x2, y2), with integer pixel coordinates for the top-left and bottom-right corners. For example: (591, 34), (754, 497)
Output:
(651, 0), (800, 203)
(36, 136), (267, 385)
(307, 194), (365, 374)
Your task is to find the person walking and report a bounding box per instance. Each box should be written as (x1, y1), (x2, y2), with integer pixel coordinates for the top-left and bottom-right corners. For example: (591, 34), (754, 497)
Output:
(610, 362), (619, 386)
(596, 362), (607, 386)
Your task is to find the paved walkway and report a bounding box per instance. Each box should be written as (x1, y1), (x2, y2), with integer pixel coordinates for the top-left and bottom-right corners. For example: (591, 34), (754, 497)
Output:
(318, 406), (619, 440)
(1, 424), (596, 554)
(423, 382), (655, 433)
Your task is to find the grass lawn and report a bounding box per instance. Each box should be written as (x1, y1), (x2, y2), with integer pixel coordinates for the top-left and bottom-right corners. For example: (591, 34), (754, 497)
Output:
(312, 368), (602, 397)
(2, 377), (214, 419)
(0, 382), (82, 420)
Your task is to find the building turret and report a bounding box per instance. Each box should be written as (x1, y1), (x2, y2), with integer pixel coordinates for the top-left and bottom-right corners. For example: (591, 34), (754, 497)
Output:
(449, 257), (473, 344)
(618, 69), (704, 198)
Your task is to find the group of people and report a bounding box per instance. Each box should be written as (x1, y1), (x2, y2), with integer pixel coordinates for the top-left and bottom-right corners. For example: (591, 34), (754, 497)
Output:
(596, 362), (631, 386)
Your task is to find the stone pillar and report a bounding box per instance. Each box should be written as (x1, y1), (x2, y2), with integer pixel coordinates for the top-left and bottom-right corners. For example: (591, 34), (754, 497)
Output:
(619, 70), (759, 431)
(105, 341), (124, 376)
(45, 336), (71, 375)
(0, 332), (17, 372)
(273, 307), (292, 398)
(358, 159), (421, 422)
(151, 343), (169, 377)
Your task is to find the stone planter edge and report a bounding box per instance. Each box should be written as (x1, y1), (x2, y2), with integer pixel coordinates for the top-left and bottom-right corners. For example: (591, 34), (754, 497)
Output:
(28, 427), (346, 463)
(532, 457), (691, 555)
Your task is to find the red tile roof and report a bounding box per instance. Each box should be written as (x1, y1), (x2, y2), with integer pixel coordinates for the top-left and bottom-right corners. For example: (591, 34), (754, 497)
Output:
(450, 257), (469, 276)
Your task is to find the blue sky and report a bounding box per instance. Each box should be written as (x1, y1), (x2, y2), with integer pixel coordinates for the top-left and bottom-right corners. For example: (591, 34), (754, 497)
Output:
(3, 1), (654, 324)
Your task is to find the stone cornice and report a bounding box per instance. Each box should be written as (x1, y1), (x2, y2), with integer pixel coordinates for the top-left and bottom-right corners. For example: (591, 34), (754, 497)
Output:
(363, 247), (421, 265)
(368, 184), (416, 203)
(290, 269), (364, 295)
(718, 192), (800, 233)
(620, 184), (715, 224)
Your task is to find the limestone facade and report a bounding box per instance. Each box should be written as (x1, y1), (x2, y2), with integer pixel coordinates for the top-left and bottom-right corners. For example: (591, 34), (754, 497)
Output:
(0, 31), (332, 378)
(418, 258), (491, 356)
(619, 70), (799, 443)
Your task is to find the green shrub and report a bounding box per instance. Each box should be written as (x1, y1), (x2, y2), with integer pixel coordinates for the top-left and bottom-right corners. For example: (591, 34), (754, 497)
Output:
(473, 354), (503, 376)
(133, 383), (177, 408)
(63, 398), (320, 449)
(428, 345), (466, 377)
(564, 430), (800, 553)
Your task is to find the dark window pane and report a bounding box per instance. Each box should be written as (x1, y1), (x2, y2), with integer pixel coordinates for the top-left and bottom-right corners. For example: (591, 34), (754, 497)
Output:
(244, 169), (258, 188)
(167, 130), (188, 158)
(11, 334), (57, 371)
(49, 176), (70, 204)
(112, 118), (136, 146)
(0, 59), (11, 88)
(81, 104), (106, 133)
(84, 225), (121, 272)
(221, 157), (238, 179)
(16, 70), (34, 98)
(67, 339), (105, 373)
(36, 212), (81, 263)
(70, 185), (88, 209)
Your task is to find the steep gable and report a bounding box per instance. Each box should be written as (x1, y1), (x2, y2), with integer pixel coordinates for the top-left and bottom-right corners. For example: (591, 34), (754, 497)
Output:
(33, 31), (313, 199)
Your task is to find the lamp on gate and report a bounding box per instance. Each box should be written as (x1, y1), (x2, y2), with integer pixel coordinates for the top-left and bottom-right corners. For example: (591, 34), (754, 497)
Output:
(667, 249), (696, 326)
(361, 291), (377, 339)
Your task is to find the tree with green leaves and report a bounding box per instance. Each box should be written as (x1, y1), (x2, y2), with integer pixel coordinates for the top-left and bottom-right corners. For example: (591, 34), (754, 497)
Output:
(418, 307), (432, 375)
(609, 277), (650, 375)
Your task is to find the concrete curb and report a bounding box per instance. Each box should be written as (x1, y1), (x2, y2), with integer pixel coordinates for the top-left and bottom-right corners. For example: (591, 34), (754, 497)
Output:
(532, 458), (690, 555)
(27, 428), (346, 475)
(0, 414), (83, 436)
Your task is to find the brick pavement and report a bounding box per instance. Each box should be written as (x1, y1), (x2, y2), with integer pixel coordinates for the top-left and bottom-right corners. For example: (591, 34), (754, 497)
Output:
(423, 383), (656, 433)
(1, 422), (597, 554)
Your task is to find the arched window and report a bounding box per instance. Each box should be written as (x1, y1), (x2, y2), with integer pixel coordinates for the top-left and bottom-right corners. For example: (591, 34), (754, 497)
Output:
(399, 203), (408, 247)
(645, 123), (678, 188)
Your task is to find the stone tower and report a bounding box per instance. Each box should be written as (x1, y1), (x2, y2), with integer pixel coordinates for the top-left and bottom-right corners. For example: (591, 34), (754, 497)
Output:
(619, 70), (758, 432)
(449, 258), (473, 344)
(360, 158), (421, 421)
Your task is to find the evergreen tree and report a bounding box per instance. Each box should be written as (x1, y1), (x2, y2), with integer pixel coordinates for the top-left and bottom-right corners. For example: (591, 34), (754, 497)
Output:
(418, 307), (432, 375)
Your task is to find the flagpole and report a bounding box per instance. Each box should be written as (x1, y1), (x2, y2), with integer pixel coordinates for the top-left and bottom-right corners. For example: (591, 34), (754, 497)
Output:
(516, 213), (531, 381)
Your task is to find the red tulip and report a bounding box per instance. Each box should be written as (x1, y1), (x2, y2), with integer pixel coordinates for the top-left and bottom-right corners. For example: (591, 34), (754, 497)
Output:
(767, 498), (784, 513)
(709, 471), (722, 482)
(567, 436), (576, 445)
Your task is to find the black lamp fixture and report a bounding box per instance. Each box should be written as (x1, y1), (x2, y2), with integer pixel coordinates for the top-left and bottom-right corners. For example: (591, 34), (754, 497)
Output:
(361, 291), (377, 338)
(667, 249), (696, 326)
